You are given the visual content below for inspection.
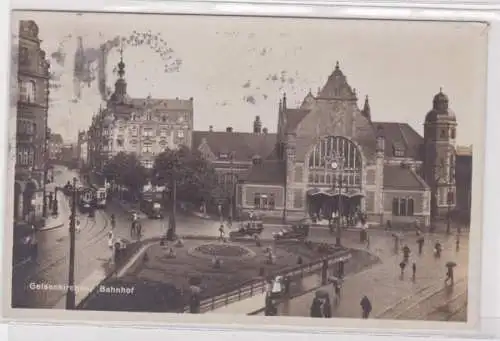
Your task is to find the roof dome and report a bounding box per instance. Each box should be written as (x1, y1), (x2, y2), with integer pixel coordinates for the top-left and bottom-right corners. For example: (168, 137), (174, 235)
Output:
(426, 88), (455, 123)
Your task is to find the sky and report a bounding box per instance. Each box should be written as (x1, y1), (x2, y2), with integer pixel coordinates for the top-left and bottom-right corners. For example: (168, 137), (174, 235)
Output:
(12, 12), (488, 146)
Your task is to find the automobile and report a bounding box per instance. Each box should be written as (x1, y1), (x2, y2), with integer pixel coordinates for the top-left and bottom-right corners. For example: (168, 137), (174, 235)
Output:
(272, 223), (310, 241)
(13, 222), (38, 265)
(229, 220), (264, 238)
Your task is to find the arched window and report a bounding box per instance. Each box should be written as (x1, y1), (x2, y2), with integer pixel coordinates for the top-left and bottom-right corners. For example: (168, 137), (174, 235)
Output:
(307, 136), (363, 188)
(19, 80), (36, 103)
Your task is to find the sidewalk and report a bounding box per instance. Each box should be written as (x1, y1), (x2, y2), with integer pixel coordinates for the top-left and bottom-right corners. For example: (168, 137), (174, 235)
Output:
(267, 233), (468, 318)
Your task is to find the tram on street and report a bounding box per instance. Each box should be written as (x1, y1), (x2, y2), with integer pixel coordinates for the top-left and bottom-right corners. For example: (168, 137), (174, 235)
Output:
(92, 185), (107, 209)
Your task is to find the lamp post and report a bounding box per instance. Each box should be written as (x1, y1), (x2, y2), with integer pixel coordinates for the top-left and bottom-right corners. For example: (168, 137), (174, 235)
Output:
(66, 177), (78, 309)
(327, 153), (345, 247)
(42, 128), (51, 218)
(228, 153), (235, 222)
(446, 155), (455, 235)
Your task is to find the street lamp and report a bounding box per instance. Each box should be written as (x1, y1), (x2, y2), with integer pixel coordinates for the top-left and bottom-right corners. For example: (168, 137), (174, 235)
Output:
(327, 153), (345, 247)
(228, 152), (235, 222)
(446, 154), (456, 235)
(66, 177), (78, 309)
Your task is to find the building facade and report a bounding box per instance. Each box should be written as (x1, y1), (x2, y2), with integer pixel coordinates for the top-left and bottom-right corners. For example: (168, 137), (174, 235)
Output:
(455, 145), (472, 224)
(193, 63), (462, 227)
(48, 132), (63, 160)
(87, 51), (194, 184)
(14, 20), (50, 225)
(76, 130), (89, 168)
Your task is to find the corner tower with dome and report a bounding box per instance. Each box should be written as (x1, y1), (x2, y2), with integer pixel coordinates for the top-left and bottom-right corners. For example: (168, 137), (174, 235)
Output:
(423, 89), (458, 219)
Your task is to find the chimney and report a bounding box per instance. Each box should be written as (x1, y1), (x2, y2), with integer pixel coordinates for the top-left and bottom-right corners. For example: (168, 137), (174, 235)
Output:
(262, 127), (268, 134)
(209, 125), (213, 132)
(226, 127), (233, 133)
(253, 116), (262, 134)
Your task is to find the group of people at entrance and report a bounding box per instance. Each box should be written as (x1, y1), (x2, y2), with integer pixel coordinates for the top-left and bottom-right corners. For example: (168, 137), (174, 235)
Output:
(310, 208), (366, 228)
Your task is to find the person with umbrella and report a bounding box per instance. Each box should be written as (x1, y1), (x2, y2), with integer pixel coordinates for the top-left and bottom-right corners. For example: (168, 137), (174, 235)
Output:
(310, 290), (332, 318)
(360, 295), (372, 319)
(445, 261), (456, 285)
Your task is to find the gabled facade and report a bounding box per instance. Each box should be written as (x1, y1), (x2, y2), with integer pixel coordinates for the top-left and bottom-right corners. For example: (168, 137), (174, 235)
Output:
(192, 62), (465, 227)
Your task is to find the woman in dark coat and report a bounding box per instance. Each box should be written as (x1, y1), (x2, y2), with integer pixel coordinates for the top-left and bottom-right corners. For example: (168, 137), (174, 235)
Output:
(360, 295), (372, 319)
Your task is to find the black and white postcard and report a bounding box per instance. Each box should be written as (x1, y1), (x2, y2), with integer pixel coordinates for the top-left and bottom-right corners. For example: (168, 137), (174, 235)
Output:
(3, 11), (488, 330)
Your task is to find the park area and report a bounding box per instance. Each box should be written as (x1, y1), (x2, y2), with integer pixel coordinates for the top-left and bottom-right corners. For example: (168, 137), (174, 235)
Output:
(80, 237), (374, 313)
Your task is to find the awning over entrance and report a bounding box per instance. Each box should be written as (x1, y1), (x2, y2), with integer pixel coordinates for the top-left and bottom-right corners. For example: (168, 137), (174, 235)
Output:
(306, 188), (364, 198)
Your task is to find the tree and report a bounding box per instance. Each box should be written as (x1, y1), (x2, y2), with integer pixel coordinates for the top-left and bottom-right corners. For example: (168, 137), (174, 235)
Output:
(153, 146), (217, 205)
(103, 152), (148, 197)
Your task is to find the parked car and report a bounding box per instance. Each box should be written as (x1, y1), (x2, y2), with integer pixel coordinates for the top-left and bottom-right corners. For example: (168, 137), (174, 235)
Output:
(229, 220), (264, 238)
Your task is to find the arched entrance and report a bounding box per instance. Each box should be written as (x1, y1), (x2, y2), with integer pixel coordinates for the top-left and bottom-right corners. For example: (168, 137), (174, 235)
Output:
(306, 136), (364, 224)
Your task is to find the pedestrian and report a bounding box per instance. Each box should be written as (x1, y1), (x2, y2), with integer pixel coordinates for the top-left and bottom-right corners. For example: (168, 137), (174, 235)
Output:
(110, 214), (116, 229)
(385, 220), (392, 231)
(402, 245), (410, 262)
(75, 219), (81, 233)
(333, 280), (341, 306)
(417, 236), (424, 255)
(412, 262), (416, 281)
(445, 266), (454, 285)
(360, 295), (372, 319)
(265, 297), (278, 316)
(399, 260), (406, 277)
(218, 224), (225, 241)
(455, 235), (460, 252)
(434, 241), (442, 258)
(107, 231), (114, 249)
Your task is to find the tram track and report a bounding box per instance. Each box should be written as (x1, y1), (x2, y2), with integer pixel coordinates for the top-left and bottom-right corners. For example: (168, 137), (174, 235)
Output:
(23, 209), (110, 282)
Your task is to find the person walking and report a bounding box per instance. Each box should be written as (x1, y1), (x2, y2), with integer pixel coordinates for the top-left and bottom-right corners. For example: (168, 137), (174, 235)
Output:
(417, 235), (425, 255)
(218, 224), (225, 241)
(360, 295), (372, 319)
(412, 262), (417, 281)
(110, 214), (116, 229)
(455, 235), (460, 252)
(399, 260), (406, 278)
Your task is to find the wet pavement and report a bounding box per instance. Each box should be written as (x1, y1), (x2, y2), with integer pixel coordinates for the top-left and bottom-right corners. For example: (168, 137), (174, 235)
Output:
(255, 230), (468, 321)
(11, 165), (469, 317)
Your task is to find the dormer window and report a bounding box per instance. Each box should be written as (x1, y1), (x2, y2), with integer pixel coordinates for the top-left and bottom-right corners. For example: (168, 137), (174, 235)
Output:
(392, 144), (405, 158)
(252, 155), (262, 165)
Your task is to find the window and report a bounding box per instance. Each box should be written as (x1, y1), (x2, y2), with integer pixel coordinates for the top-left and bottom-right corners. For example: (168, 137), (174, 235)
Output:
(116, 139), (124, 147)
(130, 127), (138, 136)
(146, 112), (152, 121)
(143, 128), (153, 137)
(16, 147), (34, 166)
(177, 130), (184, 138)
(160, 129), (168, 137)
(253, 193), (275, 210)
(393, 148), (405, 158)
(141, 160), (154, 169)
(392, 197), (414, 216)
(440, 129), (447, 138)
(447, 190), (454, 205)
(19, 80), (36, 103)
(19, 47), (29, 65)
(450, 128), (456, 139)
(162, 116), (167, 122)
(142, 143), (153, 153)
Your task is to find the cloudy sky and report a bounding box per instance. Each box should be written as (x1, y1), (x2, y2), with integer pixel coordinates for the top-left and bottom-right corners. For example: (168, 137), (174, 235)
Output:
(13, 12), (488, 146)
